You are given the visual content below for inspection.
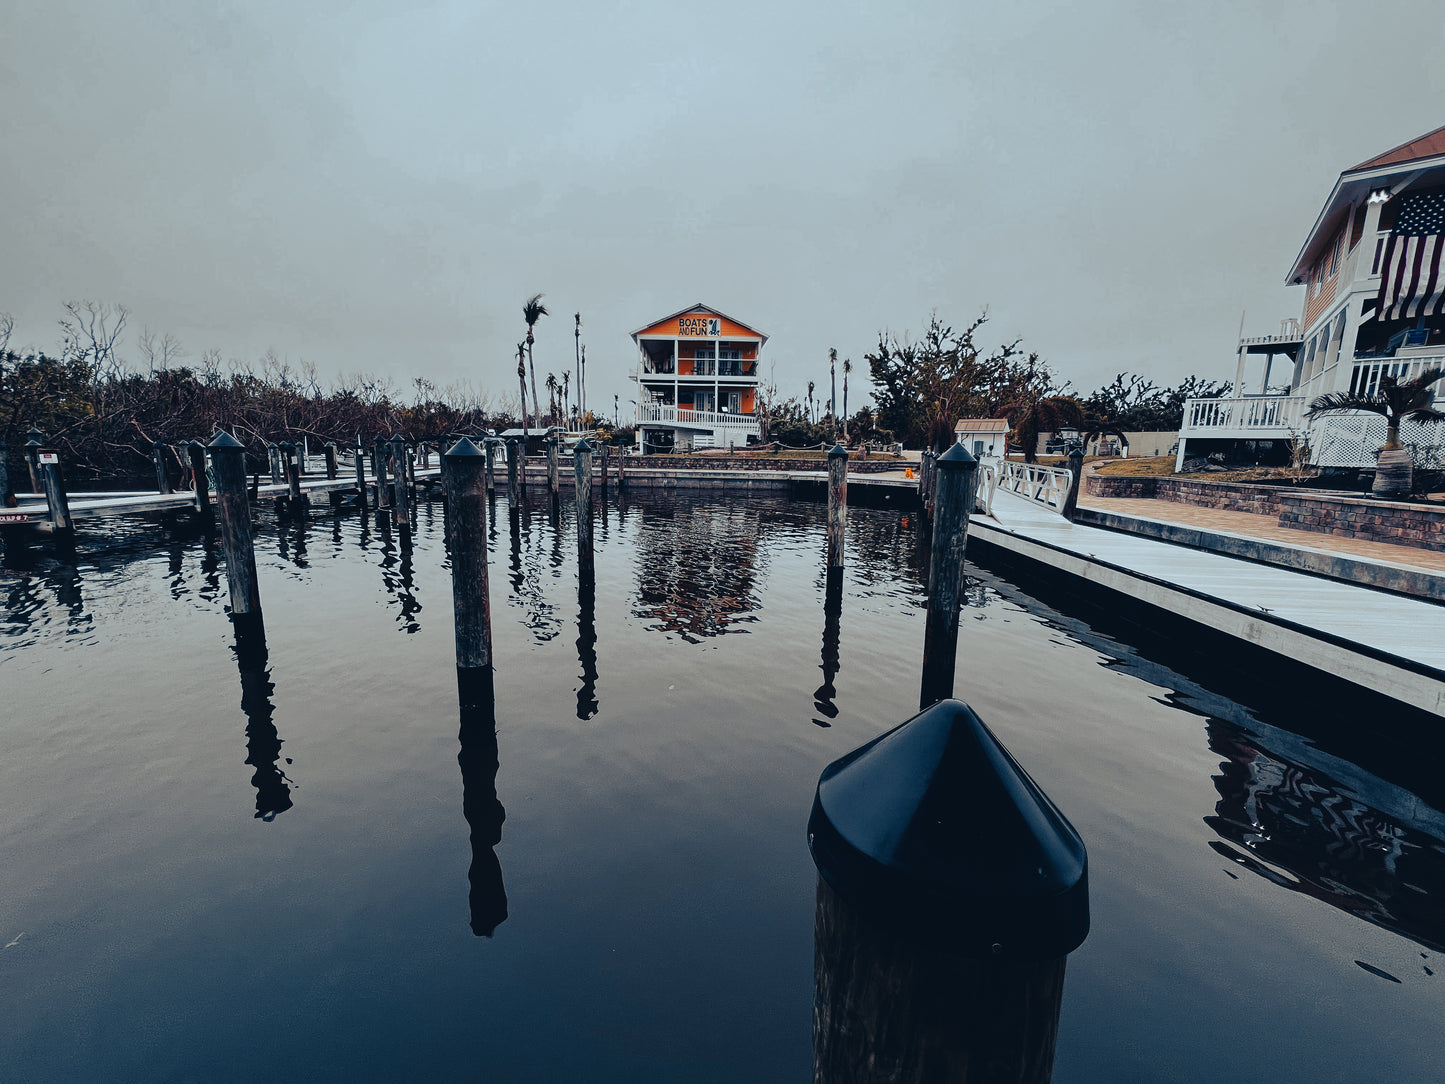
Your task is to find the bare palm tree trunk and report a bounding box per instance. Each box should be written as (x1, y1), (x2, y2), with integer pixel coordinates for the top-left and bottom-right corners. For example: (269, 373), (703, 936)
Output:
(517, 345), (530, 435)
(527, 341), (541, 432)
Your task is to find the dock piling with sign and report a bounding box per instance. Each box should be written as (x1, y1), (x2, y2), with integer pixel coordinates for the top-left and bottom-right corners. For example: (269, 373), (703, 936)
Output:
(283, 443), (305, 509)
(209, 431), (264, 638)
(919, 444), (979, 711)
(809, 698), (1088, 1083)
(37, 447), (72, 536)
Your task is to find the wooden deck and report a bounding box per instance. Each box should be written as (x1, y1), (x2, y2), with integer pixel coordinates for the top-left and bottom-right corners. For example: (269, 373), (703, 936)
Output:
(973, 488), (1445, 716)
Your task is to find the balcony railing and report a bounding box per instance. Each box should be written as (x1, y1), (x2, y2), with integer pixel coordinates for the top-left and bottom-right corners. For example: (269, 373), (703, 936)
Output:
(637, 404), (760, 432)
(1180, 394), (1305, 436)
(1349, 354), (1445, 398)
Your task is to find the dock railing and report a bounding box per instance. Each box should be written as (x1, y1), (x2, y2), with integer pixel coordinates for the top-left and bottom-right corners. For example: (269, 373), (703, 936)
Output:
(978, 458), (1073, 516)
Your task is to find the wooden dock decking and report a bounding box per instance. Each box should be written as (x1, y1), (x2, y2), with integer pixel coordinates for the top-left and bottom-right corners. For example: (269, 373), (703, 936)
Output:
(972, 488), (1445, 716)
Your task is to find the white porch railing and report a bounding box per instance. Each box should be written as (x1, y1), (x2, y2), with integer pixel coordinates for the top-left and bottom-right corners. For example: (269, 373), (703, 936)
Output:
(1180, 394), (1305, 436)
(636, 403), (760, 434)
(977, 459), (1073, 516)
(1349, 354), (1445, 398)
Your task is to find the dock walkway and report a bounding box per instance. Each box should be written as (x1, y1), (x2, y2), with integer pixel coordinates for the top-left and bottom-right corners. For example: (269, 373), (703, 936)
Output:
(972, 487), (1445, 716)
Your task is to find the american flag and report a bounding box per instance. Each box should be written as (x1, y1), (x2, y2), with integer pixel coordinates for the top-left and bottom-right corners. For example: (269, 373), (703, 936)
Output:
(1377, 188), (1445, 321)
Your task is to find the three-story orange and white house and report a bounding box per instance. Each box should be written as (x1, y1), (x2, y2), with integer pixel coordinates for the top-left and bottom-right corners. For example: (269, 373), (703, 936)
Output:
(630, 303), (766, 453)
(1177, 125), (1445, 471)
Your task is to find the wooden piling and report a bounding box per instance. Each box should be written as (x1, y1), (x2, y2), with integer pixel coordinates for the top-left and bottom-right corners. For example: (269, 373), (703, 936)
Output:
(152, 442), (172, 494)
(209, 431), (264, 631)
(0, 448), (13, 507)
(374, 437), (391, 510)
(827, 442), (847, 575)
(353, 447), (367, 507)
(600, 444), (610, 492)
(506, 439), (520, 504)
(282, 443), (305, 507)
(407, 442), (418, 493)
(809, 698), (1088, 1083)
(391, 435), (411, 531)
(1061, 448), (1084, 522)
(26, 429), (43, 493)
(484, 439), (497, 495)
(188, 441), (212, 518)
(547, 432), (559, 496)
(573, 438), (594, 580)
(37, 446), (72, 534)
(919, 443), (979, 711)
(268, 443), (282, 485)
(324, 442), (339, 480)
(443, 438), (494, 702)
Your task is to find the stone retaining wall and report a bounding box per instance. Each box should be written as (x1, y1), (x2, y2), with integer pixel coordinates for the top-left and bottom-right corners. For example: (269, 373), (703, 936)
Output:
(609, 455), (901, 474)
(1086, 473), (1445, 552)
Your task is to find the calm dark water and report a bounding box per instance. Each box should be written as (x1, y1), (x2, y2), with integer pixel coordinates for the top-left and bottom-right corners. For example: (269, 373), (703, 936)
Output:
(2, 492), (1442, 1082)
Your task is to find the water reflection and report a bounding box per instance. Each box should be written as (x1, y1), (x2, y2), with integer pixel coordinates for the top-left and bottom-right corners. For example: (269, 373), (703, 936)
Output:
(812, 576), (842, 726)
(377, 518), (422, 634)
(1204, 720), (1445, 954)
(576, 573), (599, 720)
(631, 502), (764, 642)
(457, 675), (508, 937)
(232, 620), (294, 821)
(506, 504), (560, 642)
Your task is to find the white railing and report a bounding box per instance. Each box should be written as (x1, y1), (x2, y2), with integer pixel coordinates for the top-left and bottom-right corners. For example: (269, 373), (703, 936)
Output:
(1349, 354), (1445, 398)
(979, 458), (1073, 516)
(636, 403), (760, 433)
(1180, 394), (1305, 435)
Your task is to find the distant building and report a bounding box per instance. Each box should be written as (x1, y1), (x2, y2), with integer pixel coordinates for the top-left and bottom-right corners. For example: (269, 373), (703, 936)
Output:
(630, 303), (766, 453)
(1177, 124), (1445, 470)
(954, 418), (1009, 457)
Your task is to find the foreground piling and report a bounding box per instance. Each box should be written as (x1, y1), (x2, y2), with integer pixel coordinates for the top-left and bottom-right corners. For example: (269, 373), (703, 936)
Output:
(809, 698), (1088, 1082)
(1061, 448), (1085, 522)
(210, 431), (264, 636)
(391, 435), (411, 531)
(574, 438), (594, 580)
(443, 438), (494, 706)
(919, 444), (979, 711)
(37, 446), (72, 535)
(547, 432), (559, 497)
(152, 442), (172, 494)
(827, 442), (847, 578)
(324, 442), (339, 480)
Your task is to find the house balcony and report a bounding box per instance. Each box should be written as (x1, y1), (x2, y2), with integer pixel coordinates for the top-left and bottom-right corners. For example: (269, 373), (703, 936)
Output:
(1179, 394), (1306, 440)
(637, 403), (760, 436)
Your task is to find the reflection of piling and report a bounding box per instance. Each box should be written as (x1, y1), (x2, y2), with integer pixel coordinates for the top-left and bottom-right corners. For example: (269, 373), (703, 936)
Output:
(152, 442), (172, 494)
(573, 438), (594, 581)
(813, 576), (842, 723)
(809, 698), (1088, 1082)
(827, 442), (847, 577)
(506, 439), (520, 504)
(1061, 448), (1084, 522)
(188, 441), (212, 519)
(443, 438), (494, 705)
(233, 622), (293, 821)
(210, 431), (264, 636)
(919, 444), (979, 711)
(576, 572), (599, 720)
(324, 442), (338, 480)
(391, 435), (411, 531)
(38, 446), (73, 535)
(458, 688), (507, 936)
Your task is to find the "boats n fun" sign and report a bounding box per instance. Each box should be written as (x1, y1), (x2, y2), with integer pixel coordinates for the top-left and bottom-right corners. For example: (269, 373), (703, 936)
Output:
(677, 315), (721, 337)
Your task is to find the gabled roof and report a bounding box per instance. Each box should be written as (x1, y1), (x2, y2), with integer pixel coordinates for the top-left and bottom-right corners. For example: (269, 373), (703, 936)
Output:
(630, 302), (769, 344)
(1350, 124), (1445, 172)
(954, 418), (1010, 432)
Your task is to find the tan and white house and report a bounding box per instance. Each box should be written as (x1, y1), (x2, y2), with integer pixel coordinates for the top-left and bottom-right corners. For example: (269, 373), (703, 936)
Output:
(630, 303), (767, 453)
(1177, 125), (1445, 471)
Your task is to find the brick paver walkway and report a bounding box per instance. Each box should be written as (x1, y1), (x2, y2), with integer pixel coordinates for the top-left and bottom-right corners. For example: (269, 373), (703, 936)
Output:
(1080, 495), (1445, 574)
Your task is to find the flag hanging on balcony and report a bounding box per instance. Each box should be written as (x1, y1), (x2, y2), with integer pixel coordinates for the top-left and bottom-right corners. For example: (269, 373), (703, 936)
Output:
(1377, 189), (1445, 321)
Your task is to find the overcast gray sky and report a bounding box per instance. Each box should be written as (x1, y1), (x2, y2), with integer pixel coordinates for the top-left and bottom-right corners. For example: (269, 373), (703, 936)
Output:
(3, 0), (1442, 415)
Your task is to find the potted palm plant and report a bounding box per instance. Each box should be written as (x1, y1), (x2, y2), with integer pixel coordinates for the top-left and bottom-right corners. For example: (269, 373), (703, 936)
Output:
(1305, 367), (1444, 499)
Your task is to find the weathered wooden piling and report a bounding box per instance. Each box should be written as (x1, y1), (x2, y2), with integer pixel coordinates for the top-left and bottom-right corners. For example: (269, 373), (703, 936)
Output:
(391, 435), (411, 531)
(573, 438), (594, 580)
(547, 432), (560, 496)
(187, 441), (212, 518)
(152, 442), (172, 494)
(827, 442), (847, 576)
(26, 429), (43, 493)
(37, 446), (72, 534)
(323, 442), (339, 480)
(374, 436), (391, 510)
(484, 439), (497, 495)
(443, 438), (494, 706)
(809, 698), (1088, 1083)
(282, 443), (305, 507)
(617, 450), (626, 490)
(0, 448), (13, 507)
(919, 443), (979, 711)
(209, 431), (264, 634)
(1061, 448), (1085, 523)
(268, 443), (282, 485)
(353, 447), (367, 507)
(406, 442), (418, 493)
(506, 439), (520, 504)
(600, 444), (610, 492)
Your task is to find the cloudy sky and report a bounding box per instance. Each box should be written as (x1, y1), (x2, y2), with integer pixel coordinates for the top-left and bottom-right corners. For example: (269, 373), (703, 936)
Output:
(3, 0), (1442, 415)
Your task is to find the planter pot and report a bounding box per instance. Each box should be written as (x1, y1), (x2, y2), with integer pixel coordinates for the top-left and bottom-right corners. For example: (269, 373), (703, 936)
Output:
(1372, 447), (1414, 499)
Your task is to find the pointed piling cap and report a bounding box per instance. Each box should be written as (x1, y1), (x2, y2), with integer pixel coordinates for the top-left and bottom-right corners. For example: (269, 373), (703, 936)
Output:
(574, 437), (595, 454)
(808, 698), (1088, 960)
(208, 429), (244, 451)
(828, 442), (848, 459)
(936, 442), (977, 472)
(445, 436), (485, 459)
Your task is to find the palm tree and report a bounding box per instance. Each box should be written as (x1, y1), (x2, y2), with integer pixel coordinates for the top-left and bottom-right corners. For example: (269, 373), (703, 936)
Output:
(580, 343), (587, 420)
(516, 343), (530, 435)
(574, 313), (582, 423)
(562, 371), (571, 427)
(545, 372), (559, 424)
(1008, 395), (1084, 464)
(807, 380), (816, 426)
(842, 358), (852, 444)
(1306, 367), (1445, 497)
(828, 347), (838, 439)
(523, 293), (548, 431)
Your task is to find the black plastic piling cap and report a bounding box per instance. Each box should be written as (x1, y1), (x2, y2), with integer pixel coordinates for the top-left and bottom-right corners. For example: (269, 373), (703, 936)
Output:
(936, 442), (977, 472)
(26, 430), (43, 447)
(574, 437), (594, 454)
(445, 436), (485, 459)
(208, 430), (243, 451)
(829, 442), (847, 459)
(808, 698), (1088, 960)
